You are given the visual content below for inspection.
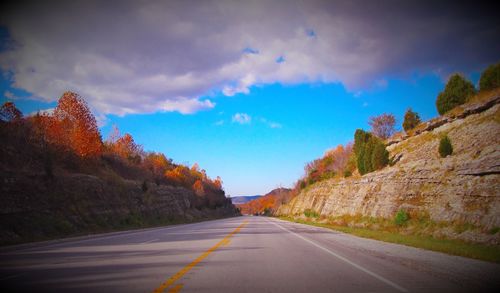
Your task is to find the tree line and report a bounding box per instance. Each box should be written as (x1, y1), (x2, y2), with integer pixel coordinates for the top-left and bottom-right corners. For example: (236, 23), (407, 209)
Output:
(1, 91), (226, 208)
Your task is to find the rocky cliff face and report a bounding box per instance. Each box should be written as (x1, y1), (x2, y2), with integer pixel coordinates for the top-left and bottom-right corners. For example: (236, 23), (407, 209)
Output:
(277, 95), (499, 242)
(0, 171), (237, 245)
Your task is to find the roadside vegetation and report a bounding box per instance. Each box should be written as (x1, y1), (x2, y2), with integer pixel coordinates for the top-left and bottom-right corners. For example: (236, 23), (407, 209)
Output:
(438, 135), (453, 158)
(1, 92), (226, 207)
(1, 91), (233, 245)
(279, 215), (500, 263)
(275, 62), (500, 262)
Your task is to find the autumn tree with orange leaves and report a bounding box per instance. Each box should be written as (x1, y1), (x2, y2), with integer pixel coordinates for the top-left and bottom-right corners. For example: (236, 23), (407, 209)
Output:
(51, 92), (102, 157)
(144, 152), (172, 180)
(192, 180), (205, 196)
(104, 125), (143, 164)
(213, 176), (223, 190)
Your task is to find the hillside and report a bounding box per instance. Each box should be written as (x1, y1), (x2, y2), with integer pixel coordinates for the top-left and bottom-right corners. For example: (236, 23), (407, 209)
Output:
(0, 93), (238, 245)
(277, 91), (500, 244)
(238, 188), (291, 215)
(230, 195), (262, 205)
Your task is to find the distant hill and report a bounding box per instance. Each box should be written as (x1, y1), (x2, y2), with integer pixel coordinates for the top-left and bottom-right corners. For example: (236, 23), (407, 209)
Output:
(238, 188), (291, 215)
(231, 195), (262, 205)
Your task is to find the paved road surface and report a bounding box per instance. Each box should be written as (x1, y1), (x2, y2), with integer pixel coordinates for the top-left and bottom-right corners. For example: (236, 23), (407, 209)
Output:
(1, 216), (499, 292)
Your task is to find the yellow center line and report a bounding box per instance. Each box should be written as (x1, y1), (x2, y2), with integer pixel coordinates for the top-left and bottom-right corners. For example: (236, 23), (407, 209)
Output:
(152, 220), (248, 293)
(168, 284), (184, 293)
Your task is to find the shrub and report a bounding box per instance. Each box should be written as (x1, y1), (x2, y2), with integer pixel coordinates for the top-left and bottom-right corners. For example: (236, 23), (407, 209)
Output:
(394, 210), (409, 226)
(479, 63), (500, 91)
(488, 227), (500, 235)
(304, 209), (319, 218)
(354, 129), (389, 175)
(343, 170), (352, 177)
(439, 135), (453, 158)
(301, 143), (354, 186)
(436, 74), (476, 115)
(402, 108), (421, 132)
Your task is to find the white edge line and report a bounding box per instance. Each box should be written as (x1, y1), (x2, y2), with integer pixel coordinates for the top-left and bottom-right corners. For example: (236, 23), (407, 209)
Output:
(140, 239), (159, 245)
(267, 218), (409, 293)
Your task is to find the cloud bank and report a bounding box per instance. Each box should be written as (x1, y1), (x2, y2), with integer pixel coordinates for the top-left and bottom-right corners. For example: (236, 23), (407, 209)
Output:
(1, 0), (498, 115)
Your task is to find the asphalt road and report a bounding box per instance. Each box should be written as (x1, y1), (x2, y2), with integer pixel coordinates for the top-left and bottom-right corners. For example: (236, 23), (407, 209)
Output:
(1, 216), (499, 292)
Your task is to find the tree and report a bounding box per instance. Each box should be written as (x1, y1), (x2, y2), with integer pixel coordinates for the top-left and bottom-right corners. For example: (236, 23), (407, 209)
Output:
(402, 108), (421, 132)
(53, 92), (102, 157)
(191, 163), (200, 172)
(439, 135), (453, 158)
(354, 129), (389, 175)
(165, 165), (193, 187)
(0, 102), (23, 122)
(192, 180), (205, 196)
(107, 124), (121, 143)
(371, 139), (389, 170)
(479, 62), (500, 91)
(144, 152), (171, 179)
(368, 113), (396, 139)
(354, 129), (371, 174)
(436, 74), (476, 115)
(114, 133), (142, 163)
(214, 176), (223, 190)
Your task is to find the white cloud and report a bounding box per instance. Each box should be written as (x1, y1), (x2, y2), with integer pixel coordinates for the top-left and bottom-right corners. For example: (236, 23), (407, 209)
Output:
(28, 108), (54, 116)
(0, 1), (497, 117)
(269, 122), (282, 129)
(4, 91), (15, 99)
(232, 113), (251, 124)
(259, 117), (282, 128)
(214, 120), (224, 126)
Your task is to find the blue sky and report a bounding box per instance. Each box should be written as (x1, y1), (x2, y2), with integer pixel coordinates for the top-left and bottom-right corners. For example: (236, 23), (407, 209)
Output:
(0, 1), (497, 195)
(0, 70), (483, 195)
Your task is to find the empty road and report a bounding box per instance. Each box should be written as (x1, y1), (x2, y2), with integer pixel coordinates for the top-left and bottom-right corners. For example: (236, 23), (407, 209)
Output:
(1, 216), (499, 292)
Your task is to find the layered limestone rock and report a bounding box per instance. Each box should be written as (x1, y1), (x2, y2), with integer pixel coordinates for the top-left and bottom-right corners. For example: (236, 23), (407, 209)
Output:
(277, 96), (500, 237)
(0, 172), (237, 244)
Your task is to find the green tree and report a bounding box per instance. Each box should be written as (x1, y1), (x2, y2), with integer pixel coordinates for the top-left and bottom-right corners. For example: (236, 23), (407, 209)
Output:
(402, 108), (421, 132)
(363, 138), (375, 173)
(354, 129), (389, 175)
(436, 74), (476, 115)
(439, 135), (453, 158)
(371, 139), (389, 170)
(354, 129), (371, 174)
(479, 63), (500, 91)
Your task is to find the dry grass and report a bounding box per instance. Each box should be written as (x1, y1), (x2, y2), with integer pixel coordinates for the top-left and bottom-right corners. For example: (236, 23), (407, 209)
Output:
(279, 216), (500, 263)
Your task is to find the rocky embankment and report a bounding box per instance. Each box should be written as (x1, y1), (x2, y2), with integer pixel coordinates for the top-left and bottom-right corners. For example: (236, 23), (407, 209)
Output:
(0, 172), (237, 245)
(277, 94), (500, 244)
